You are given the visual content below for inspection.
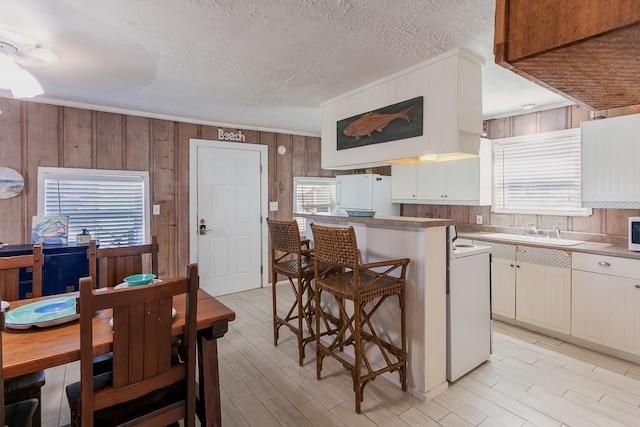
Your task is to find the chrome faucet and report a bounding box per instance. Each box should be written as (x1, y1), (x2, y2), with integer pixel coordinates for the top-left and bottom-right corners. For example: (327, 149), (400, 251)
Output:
(553, 226), (562, 239)
(526, 223), (538, 236)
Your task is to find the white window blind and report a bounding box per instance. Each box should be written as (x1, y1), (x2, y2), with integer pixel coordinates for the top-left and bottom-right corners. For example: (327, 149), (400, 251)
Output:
(293, 177), (336, 233)
(494, 128), (589, 215)
(38, 167), (149, 247)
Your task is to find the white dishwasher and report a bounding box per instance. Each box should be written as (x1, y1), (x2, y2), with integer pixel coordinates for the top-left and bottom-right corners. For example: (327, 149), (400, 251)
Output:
(446, 225), (492, 382)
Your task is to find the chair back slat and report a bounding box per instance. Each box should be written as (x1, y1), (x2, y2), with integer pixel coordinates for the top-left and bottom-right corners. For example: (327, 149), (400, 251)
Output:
(267, 219), (303, 254)
(0, 244), (43, 300)
(310, 224), (359, 268)
(87, 236), (159, 287)
(78, 263), (198, 426)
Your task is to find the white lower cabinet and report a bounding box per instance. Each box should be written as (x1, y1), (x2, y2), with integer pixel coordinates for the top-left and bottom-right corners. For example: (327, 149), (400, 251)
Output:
(571, 253), (640, 355)
(491, 257), (516, 319)
(515, 246), (572, 334)
(474, 237), (640, 359)
(481, 242), (517, 319)
(473, 241), (571, 333)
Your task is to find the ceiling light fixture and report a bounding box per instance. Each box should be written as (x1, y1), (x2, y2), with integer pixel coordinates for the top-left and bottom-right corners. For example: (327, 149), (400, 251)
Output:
(521, 103), (535, 110)
(0, 29), (57, 99)
(0, 46), (43, 98)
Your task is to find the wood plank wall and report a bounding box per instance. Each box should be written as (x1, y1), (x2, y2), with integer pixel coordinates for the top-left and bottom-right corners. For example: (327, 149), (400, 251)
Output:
(6, 97), (636, 277)
(0, 97), (389, 278)
(402, 104), (640, 241)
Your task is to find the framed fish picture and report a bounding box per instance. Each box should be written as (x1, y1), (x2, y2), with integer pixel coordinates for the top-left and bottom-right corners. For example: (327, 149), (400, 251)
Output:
(31, 216), (69, 244)
(336, 96), (423, 150)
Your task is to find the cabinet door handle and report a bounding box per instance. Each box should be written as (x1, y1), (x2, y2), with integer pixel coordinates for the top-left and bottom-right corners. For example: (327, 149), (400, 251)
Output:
(510, 264), (514, 268)
(598, 261), (611, 267)
(516, 265), (520, 268)
(636, 284), (640, 289)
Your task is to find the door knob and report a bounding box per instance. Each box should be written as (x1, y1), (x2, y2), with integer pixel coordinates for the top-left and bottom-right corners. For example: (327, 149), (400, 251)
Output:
(199, 219), (212, 235)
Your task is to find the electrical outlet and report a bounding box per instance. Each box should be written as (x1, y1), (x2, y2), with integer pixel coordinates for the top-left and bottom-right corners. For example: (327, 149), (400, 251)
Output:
(153, 204), (160, 215)
(269, 201), (278, 211)
(476, 215), (483, 225)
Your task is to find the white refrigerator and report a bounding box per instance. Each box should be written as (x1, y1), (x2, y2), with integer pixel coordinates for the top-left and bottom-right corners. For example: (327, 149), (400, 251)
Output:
(336, 174), (400, 216)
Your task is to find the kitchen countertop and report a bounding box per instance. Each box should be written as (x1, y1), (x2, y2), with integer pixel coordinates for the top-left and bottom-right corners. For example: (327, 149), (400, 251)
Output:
(460, 231), (640, 261)
(296, 212), (453, 229)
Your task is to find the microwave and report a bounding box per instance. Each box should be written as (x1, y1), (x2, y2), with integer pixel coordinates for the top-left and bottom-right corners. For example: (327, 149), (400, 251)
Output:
(629, 217), (640, 251)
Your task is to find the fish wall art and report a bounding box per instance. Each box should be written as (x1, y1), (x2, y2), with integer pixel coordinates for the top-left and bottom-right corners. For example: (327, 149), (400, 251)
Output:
(337, 96), (423, 150)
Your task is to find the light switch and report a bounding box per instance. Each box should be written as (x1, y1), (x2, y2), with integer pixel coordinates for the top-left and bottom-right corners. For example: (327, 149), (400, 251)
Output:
(269, 201), (278, 211)
(153, 204), (160, 215)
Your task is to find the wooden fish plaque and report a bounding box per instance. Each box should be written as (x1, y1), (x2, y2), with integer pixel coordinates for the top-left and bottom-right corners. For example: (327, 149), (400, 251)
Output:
(336, 96), (423, 150)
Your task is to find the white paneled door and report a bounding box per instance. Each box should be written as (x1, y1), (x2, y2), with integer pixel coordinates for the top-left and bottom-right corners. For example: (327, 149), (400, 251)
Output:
(192, 140), (266, 296)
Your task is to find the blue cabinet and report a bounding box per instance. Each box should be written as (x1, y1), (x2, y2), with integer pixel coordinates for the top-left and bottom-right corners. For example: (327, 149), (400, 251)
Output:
(0, 244), (90, 298)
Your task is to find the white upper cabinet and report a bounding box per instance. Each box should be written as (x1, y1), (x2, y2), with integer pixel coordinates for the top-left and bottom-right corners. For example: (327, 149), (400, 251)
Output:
(582, 114), (640, 208)
(391, 138), (492, 205)
(417, 159), (479, 201)
(416, 163), (447, 200)
(391, 163), (418, 200)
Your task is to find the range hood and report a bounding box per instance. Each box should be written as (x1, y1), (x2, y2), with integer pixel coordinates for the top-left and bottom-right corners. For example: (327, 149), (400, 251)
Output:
(494, 0), (640, 111)
(320, 48), (484, 170)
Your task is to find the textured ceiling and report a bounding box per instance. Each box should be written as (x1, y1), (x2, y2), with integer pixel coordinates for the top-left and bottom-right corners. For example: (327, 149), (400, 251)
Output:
(0, 0), (572, 136)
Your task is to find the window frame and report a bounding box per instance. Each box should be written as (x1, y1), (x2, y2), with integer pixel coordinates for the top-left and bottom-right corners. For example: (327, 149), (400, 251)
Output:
(37, 167), (151, 246)
(492, 128), (591, 216)
(292, 176), (337, 234)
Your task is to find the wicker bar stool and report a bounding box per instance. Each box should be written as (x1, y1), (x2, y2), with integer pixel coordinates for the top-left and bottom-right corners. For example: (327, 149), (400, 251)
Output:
(267, 218), (338, 365)
(310, 223), (410, 413)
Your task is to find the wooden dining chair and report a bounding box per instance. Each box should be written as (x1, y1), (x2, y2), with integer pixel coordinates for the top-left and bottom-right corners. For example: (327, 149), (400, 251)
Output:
(87, 235), (159, 288)
(0, 244), (43, 300)
(65, 263), (198, 427)
(0, 244), (46, 426)
(0, 298), (39, 427)
(87, 236), (161, 374)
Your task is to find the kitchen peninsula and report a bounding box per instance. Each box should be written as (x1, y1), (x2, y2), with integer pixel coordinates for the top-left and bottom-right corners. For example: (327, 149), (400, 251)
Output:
(297, 212), (453, 401)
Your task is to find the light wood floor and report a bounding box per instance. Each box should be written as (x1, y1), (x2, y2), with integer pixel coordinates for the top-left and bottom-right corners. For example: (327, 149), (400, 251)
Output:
(41, 284), (640, 426)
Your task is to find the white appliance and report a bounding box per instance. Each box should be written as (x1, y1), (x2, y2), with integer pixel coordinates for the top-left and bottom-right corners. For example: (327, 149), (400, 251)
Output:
(336, 174), (399, 216)
(446, 225), (491, 382)
(629, 217), (640, 251)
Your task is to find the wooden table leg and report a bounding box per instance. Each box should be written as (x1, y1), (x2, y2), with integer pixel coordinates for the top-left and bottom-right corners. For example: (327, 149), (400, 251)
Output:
(196, 319), (229, 427)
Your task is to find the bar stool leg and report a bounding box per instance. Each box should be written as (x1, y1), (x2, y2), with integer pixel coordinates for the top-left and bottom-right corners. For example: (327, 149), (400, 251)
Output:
(400, 289), (407, 390)
(354, 300), (363, 413)
(296, 276), (305, 366)
(272, 270), (279, 346)
(315, 286), (324, 380)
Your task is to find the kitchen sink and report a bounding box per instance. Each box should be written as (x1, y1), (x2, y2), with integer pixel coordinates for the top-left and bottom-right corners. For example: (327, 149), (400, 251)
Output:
(478, 233), (584, 247)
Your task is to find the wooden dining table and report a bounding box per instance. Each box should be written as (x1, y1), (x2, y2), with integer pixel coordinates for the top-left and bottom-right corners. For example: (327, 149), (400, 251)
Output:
(2, 287), (235, 427)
